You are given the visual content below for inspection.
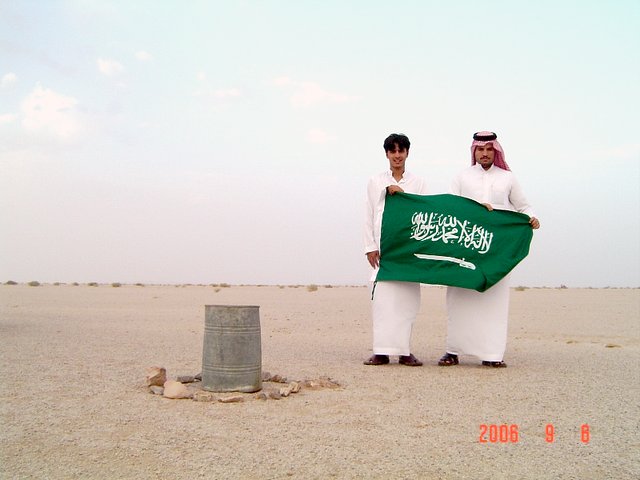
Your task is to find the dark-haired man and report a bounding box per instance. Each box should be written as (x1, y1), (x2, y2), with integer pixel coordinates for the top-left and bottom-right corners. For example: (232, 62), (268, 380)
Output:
(438, 131), (540, 368)
(363, 133), (427, 366)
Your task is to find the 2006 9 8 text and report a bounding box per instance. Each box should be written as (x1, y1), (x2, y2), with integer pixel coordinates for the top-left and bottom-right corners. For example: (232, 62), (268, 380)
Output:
(479, 424), (590, 444)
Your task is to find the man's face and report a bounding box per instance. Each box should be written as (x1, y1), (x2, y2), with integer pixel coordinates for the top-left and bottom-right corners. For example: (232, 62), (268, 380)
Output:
(386, 144), (409, 170)
(474, 144), (495, 170)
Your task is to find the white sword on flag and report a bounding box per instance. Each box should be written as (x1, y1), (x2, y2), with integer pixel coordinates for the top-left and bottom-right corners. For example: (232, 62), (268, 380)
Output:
(414, 253), (476, 270)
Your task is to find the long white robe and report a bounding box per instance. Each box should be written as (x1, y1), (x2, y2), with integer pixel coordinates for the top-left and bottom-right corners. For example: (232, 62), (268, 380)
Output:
(446, 164), (535, 361)
(364, 170), (427, 356)
(372, 280), (421, 355)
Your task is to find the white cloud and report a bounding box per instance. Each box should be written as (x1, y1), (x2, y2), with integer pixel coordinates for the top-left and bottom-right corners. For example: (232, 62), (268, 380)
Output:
(97, 58), (125, 76)
(306, 128), (334, 144)
(21, 84), (82, 140)
(1, 72), (18, 88)
(273, 76), (359, 108)
(135, 50), (152, 61)
(0, 113), (17, 124)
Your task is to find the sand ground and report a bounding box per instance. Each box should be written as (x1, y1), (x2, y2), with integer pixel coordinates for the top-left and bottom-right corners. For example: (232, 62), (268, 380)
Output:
(1, 284), (639, 479)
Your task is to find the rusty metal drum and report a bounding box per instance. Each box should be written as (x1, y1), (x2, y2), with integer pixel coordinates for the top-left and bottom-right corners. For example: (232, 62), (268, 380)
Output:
(202, 305), (262, 393)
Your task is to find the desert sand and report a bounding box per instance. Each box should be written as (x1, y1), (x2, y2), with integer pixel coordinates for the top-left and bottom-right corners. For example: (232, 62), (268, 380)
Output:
(1, 283), (638, 479)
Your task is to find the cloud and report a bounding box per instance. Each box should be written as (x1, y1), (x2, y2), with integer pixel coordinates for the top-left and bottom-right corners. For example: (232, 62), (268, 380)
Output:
(21, 83), (82, 140)
(0, 113), (17, 124)
(135, 50), (152, 61)
(273, 76), (359, 108)
(306, 128), (334, 144)
(1, 72), (18, 88)
(97, 58), (125, 76)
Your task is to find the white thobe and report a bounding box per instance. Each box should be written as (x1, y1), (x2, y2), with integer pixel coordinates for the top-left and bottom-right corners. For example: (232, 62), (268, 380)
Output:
(364, 170), (428, 355)
(446, 164), (535, 361)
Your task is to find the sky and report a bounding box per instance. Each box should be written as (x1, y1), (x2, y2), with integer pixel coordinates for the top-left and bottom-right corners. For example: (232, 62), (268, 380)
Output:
(1, 0), (639, 287)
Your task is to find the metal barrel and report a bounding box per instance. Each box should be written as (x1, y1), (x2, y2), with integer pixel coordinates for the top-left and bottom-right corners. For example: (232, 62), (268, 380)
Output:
(202, 305), (262, 393)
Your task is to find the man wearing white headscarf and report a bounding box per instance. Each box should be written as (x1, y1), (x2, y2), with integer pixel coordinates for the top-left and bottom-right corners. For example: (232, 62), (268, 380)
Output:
(438, 132), (540, 368)
(363, 133), (427, 367)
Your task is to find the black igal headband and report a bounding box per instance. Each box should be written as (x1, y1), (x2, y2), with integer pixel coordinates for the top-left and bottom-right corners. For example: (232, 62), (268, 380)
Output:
(473, 132), (497, 141)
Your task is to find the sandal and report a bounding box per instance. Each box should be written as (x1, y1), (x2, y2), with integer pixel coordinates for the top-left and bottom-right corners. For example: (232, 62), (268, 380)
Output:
(399, 353), (423, 367)
(482, 360), (507, 368)
(437, 353), (459, 366)
(364, 354), (389, 365)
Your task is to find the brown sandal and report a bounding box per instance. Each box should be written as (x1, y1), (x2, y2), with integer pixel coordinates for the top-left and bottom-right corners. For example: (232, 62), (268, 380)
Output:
(399, 353), (423, 367)
(438, 353), (459, 366)
(364, 354), (389, 365)
(482, 360), (507, 368)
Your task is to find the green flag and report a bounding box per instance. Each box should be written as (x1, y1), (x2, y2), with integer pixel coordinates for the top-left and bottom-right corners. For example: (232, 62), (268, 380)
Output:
(377, 193), (533, 292)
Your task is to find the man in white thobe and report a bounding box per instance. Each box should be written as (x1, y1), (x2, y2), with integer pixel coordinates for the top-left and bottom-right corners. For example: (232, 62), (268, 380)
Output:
(438, 131), (540, 368)
(364, 133), (428, 366)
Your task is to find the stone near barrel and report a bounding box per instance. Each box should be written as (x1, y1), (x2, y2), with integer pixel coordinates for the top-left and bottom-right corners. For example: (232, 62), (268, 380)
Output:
(301, 377), (341, 390)
(267, 373), (287, 383)
(149, 386), (164, 395)
(218, 395), (245, 403)
(202, 305), (262, 393)
(279, 385), (293, 397)
(193, 391), (216, 402)
(289, 381), (301, 393)
(163, 380), (192, 399)
(146, 366), (166, 387)
(267, 390), (282, 400)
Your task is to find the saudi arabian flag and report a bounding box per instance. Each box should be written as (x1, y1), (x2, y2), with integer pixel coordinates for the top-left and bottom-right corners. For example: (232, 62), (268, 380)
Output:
(377, 193), (533, 292)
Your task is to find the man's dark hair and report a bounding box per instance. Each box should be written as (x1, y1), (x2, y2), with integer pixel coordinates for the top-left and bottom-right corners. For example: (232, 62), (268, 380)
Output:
(383, 133), (410, 152)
